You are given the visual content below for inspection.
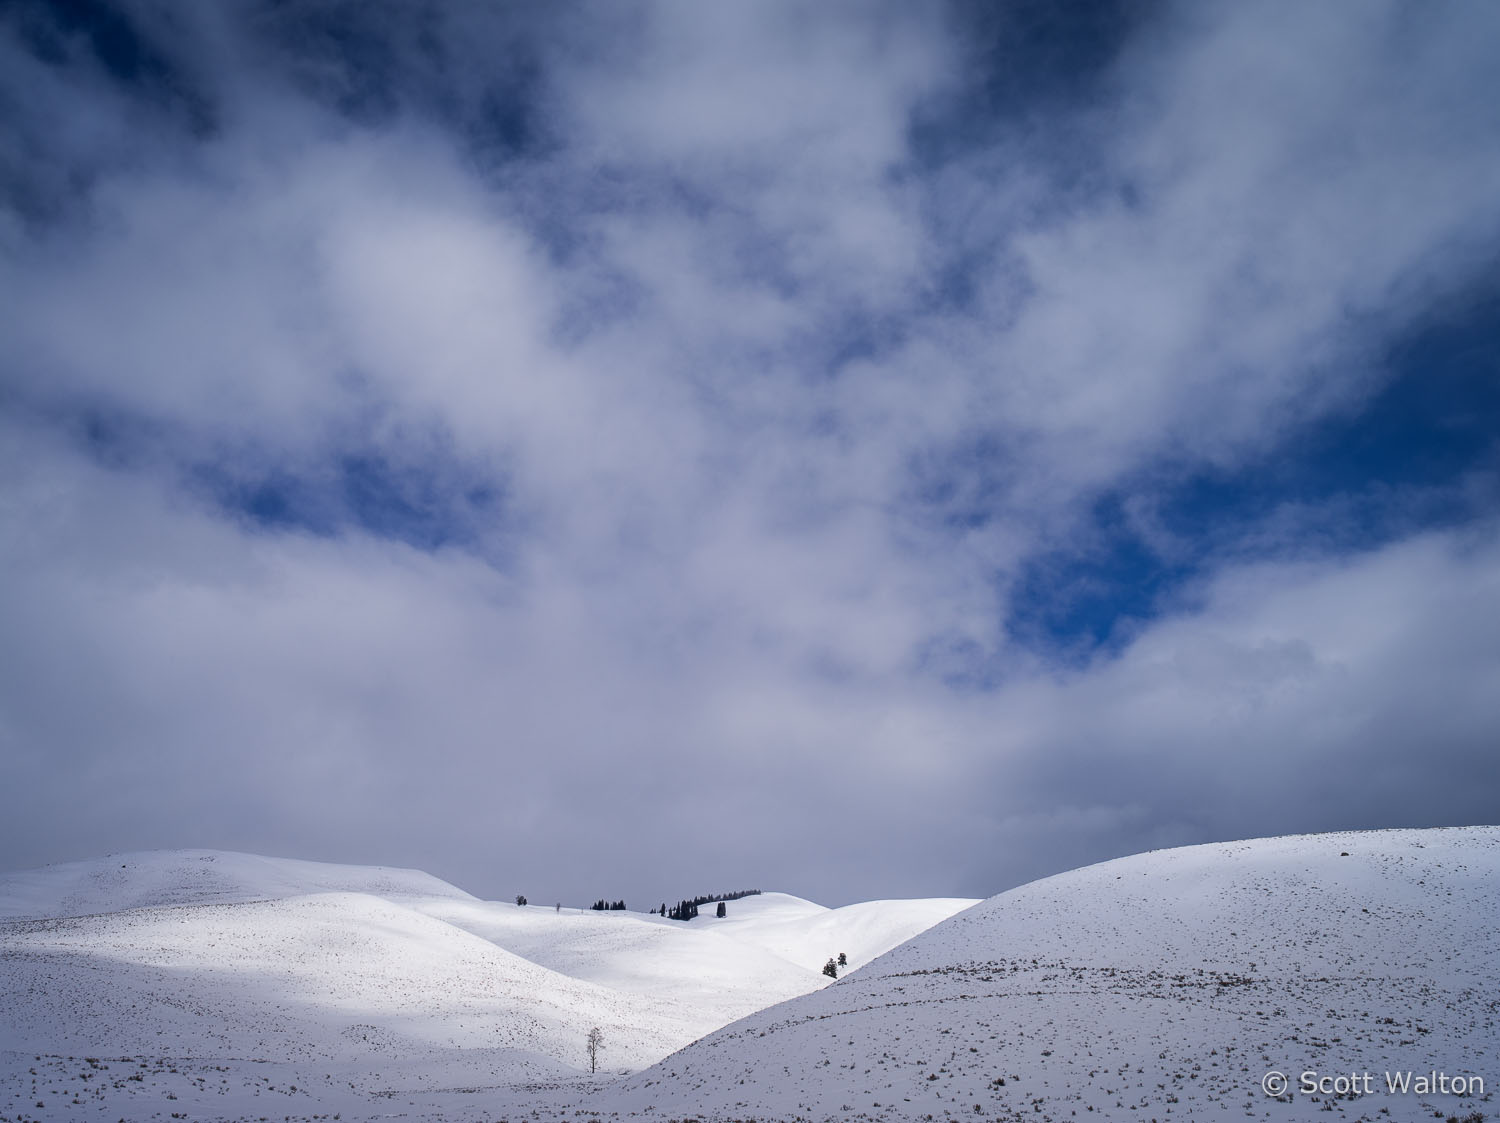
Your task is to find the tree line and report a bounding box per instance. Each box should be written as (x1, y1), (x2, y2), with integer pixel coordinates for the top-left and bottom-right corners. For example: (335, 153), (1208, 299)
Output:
(515, 888), (763, 919)
(652, 889), (761, 921)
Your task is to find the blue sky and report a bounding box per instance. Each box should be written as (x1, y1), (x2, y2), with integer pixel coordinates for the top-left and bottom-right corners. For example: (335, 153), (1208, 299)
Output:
(1010, 291), (1500, 654)
(1, 0), (1498, 906)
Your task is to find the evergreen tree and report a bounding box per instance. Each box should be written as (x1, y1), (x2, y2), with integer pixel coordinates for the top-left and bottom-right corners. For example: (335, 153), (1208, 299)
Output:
(716, 901), (726, 918)
(822, 958), (838, 978)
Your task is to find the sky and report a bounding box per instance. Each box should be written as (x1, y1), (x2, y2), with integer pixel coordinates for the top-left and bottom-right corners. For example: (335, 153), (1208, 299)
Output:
(1, 0), (1498, 909)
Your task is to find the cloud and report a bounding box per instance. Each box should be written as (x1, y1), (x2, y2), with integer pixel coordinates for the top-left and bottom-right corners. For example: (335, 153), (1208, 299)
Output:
(960, 521), (1500, 888)
(1, 0), (1497, 904)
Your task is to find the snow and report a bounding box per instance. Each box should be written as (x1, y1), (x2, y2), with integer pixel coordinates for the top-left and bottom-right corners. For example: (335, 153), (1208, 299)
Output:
(412, 895), (821, 1015)
(599, 825), (1500, 1122)
(0, 848), (975, 1120)
(699, 892), (982, 976)
(0, 849), (471, 920)
(2, 830), (1493, 1122)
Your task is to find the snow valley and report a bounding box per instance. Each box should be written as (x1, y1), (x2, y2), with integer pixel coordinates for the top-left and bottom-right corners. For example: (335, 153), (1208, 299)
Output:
(0, 848), (974, 1120)
(1, 827), (1496, 1122)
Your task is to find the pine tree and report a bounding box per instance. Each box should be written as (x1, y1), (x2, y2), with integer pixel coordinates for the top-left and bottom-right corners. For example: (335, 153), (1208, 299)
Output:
(716, 901), (726, 918)
(822, 958), (838, 978)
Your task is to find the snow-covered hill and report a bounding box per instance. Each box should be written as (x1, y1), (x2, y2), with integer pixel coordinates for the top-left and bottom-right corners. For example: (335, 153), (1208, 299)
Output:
(412, 890), (972, 1019)
(0, 848), (975, 1120)
(0, 849), (473, 920)
(697, 891), (979, 977)
(597, 826), (1499, 1122)
(6, 831), (1493, 1122)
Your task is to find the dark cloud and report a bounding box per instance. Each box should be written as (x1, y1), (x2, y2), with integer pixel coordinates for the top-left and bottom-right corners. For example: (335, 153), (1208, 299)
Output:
(1, 1), (1498, 907)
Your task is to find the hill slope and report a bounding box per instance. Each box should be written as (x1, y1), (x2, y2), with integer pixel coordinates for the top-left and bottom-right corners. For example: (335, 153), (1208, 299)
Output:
(695, 892), (981, 976)
(599, 826), (1499, 1123)
(0, 848), (473, 919)
(0, 849), (975, 1120)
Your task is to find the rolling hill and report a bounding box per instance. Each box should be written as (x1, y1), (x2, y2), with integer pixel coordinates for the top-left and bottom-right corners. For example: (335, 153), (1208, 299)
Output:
(596, 826), (1498, 1123)
(4, 830), (1493, 1121)
(0, 848), (975, 1120)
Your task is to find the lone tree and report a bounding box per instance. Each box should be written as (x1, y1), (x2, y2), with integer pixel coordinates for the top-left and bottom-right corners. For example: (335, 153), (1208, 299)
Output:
(716, 901), (726, 918)
(822, 958), (838, 979)
(515, 894), (527, 906)
(586, 1026), (604, 1074)
(837, 951), (847, 966)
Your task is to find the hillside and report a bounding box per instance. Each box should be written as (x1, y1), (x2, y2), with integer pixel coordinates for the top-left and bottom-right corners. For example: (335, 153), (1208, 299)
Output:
(0, 849), (975, 1120)
(6, 831), (1491, 1122)
(698, 892), (980, 977)
(0, 849), (474, 920)
(413, 891), (973, 1017)
(597, 826), (1499, 1122)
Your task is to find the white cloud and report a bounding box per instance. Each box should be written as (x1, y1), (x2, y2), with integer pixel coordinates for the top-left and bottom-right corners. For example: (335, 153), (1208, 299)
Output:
(1, 1), (1497, 902)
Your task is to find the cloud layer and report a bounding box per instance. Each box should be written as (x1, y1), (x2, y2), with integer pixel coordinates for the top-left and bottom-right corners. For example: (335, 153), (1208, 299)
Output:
(2, 0), (1498, 905)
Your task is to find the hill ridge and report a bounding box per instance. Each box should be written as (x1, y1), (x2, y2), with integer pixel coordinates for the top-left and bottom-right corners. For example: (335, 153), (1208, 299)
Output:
(600, 825), (1498, 1122)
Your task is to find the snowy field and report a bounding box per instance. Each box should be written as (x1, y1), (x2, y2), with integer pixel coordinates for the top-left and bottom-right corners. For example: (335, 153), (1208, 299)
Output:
(0, 849), (973, 1121)
(1, 829), (1494, 1122)
(596, 826), (1499, 1123)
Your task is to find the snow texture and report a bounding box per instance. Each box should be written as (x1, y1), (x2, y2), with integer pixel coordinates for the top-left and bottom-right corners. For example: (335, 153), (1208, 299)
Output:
(0, 848), (973, 1120)
(2, 830), (1495, 1121)
(600, 826), (1499, 1123)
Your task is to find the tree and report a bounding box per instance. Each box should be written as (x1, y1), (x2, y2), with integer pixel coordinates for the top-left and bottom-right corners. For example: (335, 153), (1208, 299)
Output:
(586, 1026), (604, 1074)
(716, 901), (726, 918)
(515, 894), (527, 906)
(822, 958), (838, 978)
(837, 952), (847, 966)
